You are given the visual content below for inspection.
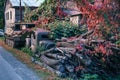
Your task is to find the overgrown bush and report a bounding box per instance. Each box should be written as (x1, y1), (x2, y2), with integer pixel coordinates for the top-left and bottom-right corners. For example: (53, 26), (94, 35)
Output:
(48, 21), (87, 39)
(0, 0), (5, 29)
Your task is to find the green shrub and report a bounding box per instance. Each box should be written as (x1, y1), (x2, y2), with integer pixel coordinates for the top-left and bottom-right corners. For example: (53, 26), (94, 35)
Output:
(80, 74), (101, 80)
(36, 45), (46, 55)
(48, 21), (87, 39)
(115, 40), (120, 45)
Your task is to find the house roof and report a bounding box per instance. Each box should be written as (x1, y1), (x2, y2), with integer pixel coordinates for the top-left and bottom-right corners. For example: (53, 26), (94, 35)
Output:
(9, 0), (43, 7)
(63, 9), (82, 16)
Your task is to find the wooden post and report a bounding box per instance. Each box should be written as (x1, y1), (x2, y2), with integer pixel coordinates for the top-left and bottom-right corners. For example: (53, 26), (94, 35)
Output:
(20, 0), (22, 22)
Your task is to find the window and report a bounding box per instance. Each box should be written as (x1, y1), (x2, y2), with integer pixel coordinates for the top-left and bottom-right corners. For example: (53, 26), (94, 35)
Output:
(6, 12), (9, 20)
(10, 11), (12, 19)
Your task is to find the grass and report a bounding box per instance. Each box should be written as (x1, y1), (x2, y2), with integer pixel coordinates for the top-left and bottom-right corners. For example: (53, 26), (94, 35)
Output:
(0, 36), (4, 40)
(36, 70), (51, 79)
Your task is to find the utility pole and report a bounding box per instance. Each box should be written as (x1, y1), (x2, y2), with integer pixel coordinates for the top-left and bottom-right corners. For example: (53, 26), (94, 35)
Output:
(20, 0), (22, 22)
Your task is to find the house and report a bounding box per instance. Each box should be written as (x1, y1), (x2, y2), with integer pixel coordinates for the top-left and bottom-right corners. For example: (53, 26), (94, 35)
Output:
(57, 1), (83, 26)
(64, 1), (83, 26)
(63, 9), (82, 26)
(4, 0), (42, 28)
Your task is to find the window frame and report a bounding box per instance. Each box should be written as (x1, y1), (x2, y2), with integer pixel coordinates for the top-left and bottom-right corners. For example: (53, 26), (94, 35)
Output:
(10, 11), (12, 19)
(6, 12), (9, 20)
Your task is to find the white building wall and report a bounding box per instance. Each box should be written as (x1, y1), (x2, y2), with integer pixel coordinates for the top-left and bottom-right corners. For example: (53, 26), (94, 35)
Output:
(5, 8), (15, 28)
(70, 16), (79, 26)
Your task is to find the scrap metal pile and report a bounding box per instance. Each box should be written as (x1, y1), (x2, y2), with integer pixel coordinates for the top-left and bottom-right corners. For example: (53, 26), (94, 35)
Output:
(35, 30), (120, 79)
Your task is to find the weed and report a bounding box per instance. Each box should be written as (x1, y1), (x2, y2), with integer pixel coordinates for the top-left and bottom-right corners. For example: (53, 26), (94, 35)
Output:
(21, 47), (33, 56)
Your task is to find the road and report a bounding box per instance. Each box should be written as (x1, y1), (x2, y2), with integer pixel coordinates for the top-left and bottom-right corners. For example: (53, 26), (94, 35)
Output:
(0, 46), (40, 80)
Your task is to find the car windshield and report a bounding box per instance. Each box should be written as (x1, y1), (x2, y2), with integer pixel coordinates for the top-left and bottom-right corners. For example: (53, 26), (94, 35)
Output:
(41, 34), (49, 38)
(14, 24), (35, 31)
(27, 24), (35, 28)
(14, 24), (21, 31)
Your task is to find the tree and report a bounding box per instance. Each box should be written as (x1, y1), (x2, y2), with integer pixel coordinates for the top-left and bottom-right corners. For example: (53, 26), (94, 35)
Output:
(74, 0), (120, 40)
(0, 0), (5, 29)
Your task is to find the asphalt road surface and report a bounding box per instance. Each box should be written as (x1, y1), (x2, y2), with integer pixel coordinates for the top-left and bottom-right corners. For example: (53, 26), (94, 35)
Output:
(0, 46), (40, 80)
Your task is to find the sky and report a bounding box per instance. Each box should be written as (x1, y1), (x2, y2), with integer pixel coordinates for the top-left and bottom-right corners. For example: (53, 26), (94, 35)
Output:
(39, 0), (44, 3)
(9, 0), (45, 7)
